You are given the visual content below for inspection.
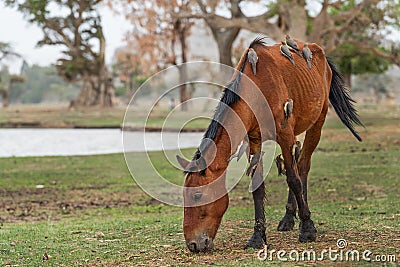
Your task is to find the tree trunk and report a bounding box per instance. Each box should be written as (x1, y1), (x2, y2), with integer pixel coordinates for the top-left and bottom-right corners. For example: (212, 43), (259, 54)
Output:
(0, 88), (8, 107)
(70, 23), (116, 108)
(218, 42), (235, 67)
(343, 73), (352, 90)
(177, 20), (189, 111)
(178, 65), (188, 111)
(284, 0), (307, 40)
(70, 72), (116, 108)
(179, 86), (188, 111)
(210, 27), (241, 67)
(0, 75), (25, 108)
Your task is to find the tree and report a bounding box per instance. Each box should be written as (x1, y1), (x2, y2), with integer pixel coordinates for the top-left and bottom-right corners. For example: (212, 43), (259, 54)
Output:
(112, 49), (147, 98)
(330, 43), (391, 87)
(180, 0), (400, 72)
(0, 66), (25, 107)
(191, 0), (243, 66)
(323, 0), (399, 86)
(353, 72), (392, 100)
(5, 0), (116, 107)
(0, 42), (20, 61)
(113, 0), (195, 111)
(9, 64), (81, 104)
(0, 42), (23, 107)
(0, 75), (25, 107)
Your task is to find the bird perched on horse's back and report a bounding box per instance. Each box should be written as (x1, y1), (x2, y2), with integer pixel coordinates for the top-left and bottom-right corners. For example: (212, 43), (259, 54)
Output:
(285, 35), (303, 58)
(248, 48), (259, 75)
(302, 43), (313, 69)
(280, 40), (296, 67)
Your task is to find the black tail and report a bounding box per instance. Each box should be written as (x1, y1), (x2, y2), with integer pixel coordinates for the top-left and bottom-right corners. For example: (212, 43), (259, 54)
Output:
(327, 57), (364, 142)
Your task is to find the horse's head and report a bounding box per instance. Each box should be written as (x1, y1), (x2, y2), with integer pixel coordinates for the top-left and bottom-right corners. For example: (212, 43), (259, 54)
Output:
(177, 155), (229, 253)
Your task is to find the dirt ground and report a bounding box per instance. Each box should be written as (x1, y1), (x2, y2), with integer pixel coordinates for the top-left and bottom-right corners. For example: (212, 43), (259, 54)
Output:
(0, 187), (151, 223)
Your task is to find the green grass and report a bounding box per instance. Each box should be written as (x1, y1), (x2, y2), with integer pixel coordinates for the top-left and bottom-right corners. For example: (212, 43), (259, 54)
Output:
(1, 107), (400, 266)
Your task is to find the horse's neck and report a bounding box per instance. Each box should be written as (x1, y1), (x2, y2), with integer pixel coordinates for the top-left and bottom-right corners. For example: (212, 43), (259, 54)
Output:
(205, 127), (243, 173)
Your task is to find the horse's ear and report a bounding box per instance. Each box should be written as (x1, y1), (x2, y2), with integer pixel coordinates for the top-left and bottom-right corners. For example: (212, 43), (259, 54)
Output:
(176, 155), (190, 169)
(177, 155), (207, 172)
(185, 156), (207, 172)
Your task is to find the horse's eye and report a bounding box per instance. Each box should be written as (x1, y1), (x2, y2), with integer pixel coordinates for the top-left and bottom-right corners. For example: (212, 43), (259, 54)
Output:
(193, 192), (202, 201)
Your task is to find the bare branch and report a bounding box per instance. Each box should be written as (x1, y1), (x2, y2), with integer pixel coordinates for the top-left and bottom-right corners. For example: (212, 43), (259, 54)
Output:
(195, 0), (208, 14)
(331, 0), (380, 22)
(349, 40), (400, 66)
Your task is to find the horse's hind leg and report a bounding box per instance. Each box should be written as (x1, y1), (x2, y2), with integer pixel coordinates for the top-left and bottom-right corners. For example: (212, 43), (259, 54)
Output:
(297, 105), (328, 230)
(278, 132), (316, 242)
(277, 189), (297, 231)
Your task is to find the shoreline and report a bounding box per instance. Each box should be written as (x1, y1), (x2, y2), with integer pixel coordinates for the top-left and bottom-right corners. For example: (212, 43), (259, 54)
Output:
(0, 122), (207, 132)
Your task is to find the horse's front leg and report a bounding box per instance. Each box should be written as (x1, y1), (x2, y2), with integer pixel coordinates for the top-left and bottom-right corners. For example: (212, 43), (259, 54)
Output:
(245, 151), (266, 249)
(243, 132), (270, 249)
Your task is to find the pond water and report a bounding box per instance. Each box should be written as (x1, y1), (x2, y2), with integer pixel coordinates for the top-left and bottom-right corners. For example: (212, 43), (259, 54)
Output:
(0, 129), (203, 158)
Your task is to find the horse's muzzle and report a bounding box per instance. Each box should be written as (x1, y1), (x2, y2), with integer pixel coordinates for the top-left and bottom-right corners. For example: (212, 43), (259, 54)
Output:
(186, 234), (214, 253)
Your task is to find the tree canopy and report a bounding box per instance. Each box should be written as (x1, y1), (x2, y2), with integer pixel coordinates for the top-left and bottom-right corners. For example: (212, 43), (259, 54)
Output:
(5, 0), (116, 107)
(330, 43), (391, 87)
(111, 0), (196, 110)
(176, 0), (400, 71)
(0, 42), (20, 61)
(0, 63), (80, 105)
(0, 42), (23, 107)
(112, 0), (400, 89)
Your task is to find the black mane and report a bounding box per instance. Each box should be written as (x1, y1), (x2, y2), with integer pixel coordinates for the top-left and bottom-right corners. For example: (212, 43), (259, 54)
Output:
(191, 36), (268, 173)
(249, 36), (269, 48)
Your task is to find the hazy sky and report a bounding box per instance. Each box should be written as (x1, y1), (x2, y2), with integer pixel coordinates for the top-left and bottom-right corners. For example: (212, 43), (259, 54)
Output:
(0, 2), (131, 73)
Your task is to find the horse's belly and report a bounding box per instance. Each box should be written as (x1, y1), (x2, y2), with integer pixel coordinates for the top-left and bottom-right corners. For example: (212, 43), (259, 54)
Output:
(289, 78), (327, 135)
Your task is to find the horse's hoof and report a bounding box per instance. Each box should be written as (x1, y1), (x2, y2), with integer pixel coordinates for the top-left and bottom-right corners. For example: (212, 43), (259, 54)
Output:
(244, 231), (266, 249)
(277, 214), (295, 231)
(299, 219), (317, 242)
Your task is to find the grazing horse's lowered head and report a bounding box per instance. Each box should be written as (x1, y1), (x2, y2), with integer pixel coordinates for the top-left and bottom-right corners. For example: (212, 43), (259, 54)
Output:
(178, 36), (363, 253)
(176, 82), (250, 252)
(177, 154), (229, 252)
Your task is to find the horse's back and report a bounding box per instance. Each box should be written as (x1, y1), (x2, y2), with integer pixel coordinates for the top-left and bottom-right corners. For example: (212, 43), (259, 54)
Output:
(244, 41), (332, 136)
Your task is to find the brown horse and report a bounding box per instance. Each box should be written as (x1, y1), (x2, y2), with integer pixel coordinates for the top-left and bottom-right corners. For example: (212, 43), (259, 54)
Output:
(177, 37), (363, 253)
